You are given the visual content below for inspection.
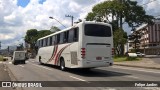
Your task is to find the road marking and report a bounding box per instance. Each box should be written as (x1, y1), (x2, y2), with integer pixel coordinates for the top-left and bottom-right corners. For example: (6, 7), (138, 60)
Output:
(30, 61), (35, 62)
(19, 65), (24, 67)
(127, 75), (139, 79)
(69, 76), (87, 82)
(112, 66), (160, 74)
(9, 62), (12, 64)
(26, 61), (29, 63)
(29, 63), (53, 71)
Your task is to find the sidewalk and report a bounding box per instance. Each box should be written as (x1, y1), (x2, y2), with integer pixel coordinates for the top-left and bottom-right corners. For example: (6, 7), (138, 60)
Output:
(145, 55), (160, 58)
(114, 58), (160, 70)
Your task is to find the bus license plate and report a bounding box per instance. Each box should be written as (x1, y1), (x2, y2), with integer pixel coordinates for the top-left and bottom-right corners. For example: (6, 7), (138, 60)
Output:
(96, 57), (102, 60)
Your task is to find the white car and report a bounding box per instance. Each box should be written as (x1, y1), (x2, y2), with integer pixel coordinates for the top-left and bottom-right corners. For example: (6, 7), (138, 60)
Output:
(127, 53), (137, 57)
(136, 52), (145, 57)
(3, 56), (8, 61)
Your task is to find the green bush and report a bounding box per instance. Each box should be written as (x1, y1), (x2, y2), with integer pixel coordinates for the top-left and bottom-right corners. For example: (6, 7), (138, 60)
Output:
(126, 57), (140, 61)
(0, 55), (3, 61)
(114, 56), (141, 62)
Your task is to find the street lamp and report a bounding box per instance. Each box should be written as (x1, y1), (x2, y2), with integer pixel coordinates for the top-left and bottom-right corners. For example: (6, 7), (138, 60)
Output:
(49, 17), (66, 28)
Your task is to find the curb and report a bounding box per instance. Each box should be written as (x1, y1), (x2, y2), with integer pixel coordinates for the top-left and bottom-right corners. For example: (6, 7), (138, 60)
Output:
(4, 63), (23, 90)
(114, 64), (160, 70)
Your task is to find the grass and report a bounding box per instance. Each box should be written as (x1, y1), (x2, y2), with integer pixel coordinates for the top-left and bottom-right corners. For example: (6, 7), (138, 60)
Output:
(114, 56), (142, 62)
(0, 55), (3, 61)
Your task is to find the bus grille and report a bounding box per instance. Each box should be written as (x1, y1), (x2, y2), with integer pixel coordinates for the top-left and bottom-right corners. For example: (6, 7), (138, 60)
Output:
(71, 51), (78, 65)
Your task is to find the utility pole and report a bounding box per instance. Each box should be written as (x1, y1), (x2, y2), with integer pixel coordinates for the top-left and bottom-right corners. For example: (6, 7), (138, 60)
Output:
(65, 15), (74, 26)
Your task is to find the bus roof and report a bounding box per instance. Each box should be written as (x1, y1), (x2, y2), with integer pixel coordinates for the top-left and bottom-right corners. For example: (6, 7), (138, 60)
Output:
(37, 21), (111, 41)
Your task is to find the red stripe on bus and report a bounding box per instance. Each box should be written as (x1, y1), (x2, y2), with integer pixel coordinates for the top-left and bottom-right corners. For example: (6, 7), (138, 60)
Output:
(47, 45), (58, 63)
(51, 45), (58, 60)
(54, 44), (71, 65)
(54, 46), (66, 64)
(47, 45), (56, 63)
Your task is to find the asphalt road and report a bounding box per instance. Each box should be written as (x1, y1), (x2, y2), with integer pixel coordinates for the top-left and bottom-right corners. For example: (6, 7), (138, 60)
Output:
(0, 62), (14, 90)
(149, 58), (160, 64)
(2, 58), (160, 90)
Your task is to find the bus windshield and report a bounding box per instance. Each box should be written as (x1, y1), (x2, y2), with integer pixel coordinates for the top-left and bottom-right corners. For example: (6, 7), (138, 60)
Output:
(84, 24), (111, 37)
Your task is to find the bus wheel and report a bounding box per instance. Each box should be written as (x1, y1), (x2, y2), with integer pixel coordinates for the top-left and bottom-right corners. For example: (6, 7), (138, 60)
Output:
(23, 61), (26, 64)
(60, 58), (65, 71)
(39, 56), (43, 65)
(12, 61), (17, 65)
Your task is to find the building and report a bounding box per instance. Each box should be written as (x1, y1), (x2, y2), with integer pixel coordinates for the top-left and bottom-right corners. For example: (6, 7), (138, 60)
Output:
(129, 19), (160, 55)
(0, 46), (17, 56)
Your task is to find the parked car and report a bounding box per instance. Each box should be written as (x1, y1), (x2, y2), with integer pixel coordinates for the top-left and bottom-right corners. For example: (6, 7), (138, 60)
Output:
(136, 52), (145, 57)
(127, 53), (137, 57)
(3, 56), (8, 61)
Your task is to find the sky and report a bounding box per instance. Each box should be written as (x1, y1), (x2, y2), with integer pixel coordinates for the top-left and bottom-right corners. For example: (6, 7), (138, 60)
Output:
(0, 0), (160, 49)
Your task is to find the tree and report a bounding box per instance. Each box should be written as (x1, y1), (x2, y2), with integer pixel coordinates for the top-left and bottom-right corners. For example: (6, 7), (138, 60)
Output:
(128, 30), (143, 52)
(24, 29), (38, 45)
(114, 28), (127, 55)
(86, 0), (154, 55)
(86, 0), (154, 29)
(50, 26), (61, 33)
(37, 30), (52, 39)
(24, 29), (52, 52)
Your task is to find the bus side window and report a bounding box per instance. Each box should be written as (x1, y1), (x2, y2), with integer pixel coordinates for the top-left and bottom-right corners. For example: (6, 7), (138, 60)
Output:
(42, 39), (44, 47)
(52, 36), (55, 45)
(39, 40), (41, 47)
(48, 37), (50, 46)
(69, 29), (74, 43)
(49, 36), (52, 46)
(64, 31), (69, 43)
(74, 28), (79, 42)
(45, 38), (48, 46)
(56, 34), (60, 44)
(60, 33), (64, 44)
(43, 39), (46, 47)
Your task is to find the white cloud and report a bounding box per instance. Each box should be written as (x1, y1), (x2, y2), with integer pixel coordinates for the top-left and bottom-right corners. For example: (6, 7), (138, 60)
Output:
(0, 0), (159, 49)
(0, 0), (100, 49)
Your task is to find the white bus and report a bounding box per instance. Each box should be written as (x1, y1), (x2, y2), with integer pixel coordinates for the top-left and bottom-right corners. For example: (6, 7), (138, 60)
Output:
(36, 21), (114, 70)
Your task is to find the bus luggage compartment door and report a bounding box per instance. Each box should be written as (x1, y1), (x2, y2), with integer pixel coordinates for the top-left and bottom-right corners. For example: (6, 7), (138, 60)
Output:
(86, 44), (111, 61)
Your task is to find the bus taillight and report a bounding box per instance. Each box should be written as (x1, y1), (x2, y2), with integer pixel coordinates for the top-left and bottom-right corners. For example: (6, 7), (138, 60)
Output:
(112, 48), (114, 55)
(81, 48), (86, 59)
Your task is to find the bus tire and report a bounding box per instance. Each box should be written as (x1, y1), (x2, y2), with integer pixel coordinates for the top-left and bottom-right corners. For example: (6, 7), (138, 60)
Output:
(39, 56), (43, 65)
(23, 60), (26, 64)
(12, 61), (17, 65)
(60, 58), (65, 71)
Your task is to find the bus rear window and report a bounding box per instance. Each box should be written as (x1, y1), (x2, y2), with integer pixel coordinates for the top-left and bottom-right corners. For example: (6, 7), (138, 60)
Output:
(85, 24), (111, 37)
